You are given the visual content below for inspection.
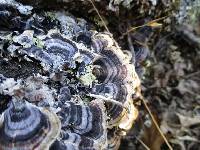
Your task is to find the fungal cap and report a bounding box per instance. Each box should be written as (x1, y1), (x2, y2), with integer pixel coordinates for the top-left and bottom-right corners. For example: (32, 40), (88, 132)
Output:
(0, 101), (61, 150)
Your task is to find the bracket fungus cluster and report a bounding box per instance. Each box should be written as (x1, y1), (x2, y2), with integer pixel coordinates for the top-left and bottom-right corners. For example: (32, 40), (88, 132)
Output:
(0, 99), (61, 150)
(0, 0), (143, 149)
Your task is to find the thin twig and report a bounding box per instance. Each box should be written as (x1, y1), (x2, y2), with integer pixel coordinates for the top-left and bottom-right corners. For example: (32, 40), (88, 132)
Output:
(140, 96), (173, 150)
(89, 93), (128, 110)
(135, 136), (150, 150)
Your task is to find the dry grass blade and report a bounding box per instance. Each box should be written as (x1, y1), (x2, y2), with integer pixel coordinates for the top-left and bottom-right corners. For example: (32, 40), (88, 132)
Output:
(121, 16), (167, 38)
(135, 136), (151, 150)
(88, 0), (110, 33)
(140, 96), (173, 150)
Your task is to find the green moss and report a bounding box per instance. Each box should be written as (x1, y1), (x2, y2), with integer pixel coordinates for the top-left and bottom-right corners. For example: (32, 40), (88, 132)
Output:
(45, 12), (56, 20)
(79, 65), (96, 86)
(187, 1), (200, 26)
(33, 38), (44, 48)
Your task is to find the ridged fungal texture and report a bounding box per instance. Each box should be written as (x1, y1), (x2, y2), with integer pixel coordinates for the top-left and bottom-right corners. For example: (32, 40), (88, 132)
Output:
(0, 99), (61, 150)
(0, 0), (141, 149)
